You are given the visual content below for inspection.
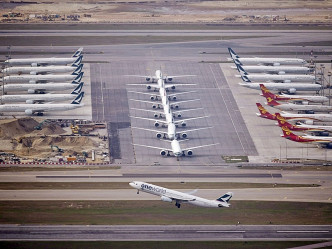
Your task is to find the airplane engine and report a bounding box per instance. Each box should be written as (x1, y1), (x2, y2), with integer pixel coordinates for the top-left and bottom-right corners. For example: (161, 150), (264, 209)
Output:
(171, 86), (176, 90)
(145, 77), (151, 82)
(288, 88), (296, 94)
(26, 100), (34, 104)
(161, 196), (172, 202)
(154, 122), (160, 127)
(167, 77), (173, 82)
(31, 63), (38, 67)
(25, 109), (33, 115)
(278, 71), (286, 75)
(160, 150), (166, 156)
(284, 80), (291, 83)
(187, 150), (193, 156)
(154, 113), (159, 118)
(304, 120), (314, 125)
(152, 104), (157, 109)
(324, 143), (332, 149)
(146, 85), (151, 90)
(156, 133), (162, 138)
(172, 104), (179, 109)
(181, 133), (187, 138)
(27, 89), (36, 94)
(176, 113), (182, 118)
(302, 101), (309, 105)
(169, 96), (176, 100)
(305, 110), (315, 114)
(273, 63), (281, 66)
(318, 132), (329, 137)
(29, 80), (36, 84)
(181, 121), (186, 127)
(150, 96), (156, 100)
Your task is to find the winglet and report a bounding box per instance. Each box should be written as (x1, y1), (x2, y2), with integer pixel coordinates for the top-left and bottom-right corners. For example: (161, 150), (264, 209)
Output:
(71, 92), (84, 104)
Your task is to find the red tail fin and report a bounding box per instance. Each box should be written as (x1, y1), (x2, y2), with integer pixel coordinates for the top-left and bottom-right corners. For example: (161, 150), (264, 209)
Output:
(260, 84), (276, 99)
(275, 113), (287, 122)
(256, 103), (276, 120)
(266, 96), (281, 107)
(281, 126), (315, 143)
(277, 119), (309, 131)
(281, 126), (295, 138)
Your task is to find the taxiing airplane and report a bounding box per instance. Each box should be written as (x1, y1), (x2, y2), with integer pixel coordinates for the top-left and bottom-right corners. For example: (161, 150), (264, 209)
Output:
(0, 92), (84, 116)
(239, 82), (321, 94)
(275, 112), (332, 124)
(280, 126), (332, 148)
(129, 181), (233, 208)
(127, 69), (195, 83)
(228, 47), (307, 66)
(259, 84), (328, 104)
(2, 63), (83, 76)
(0, 82), (83, 94)
(265, 98), (332, 113)
(231, 65), (312, 75)
(276, 119), (332, 136)
(238, 66), (315, 83)
(255, 103), (277, 120)
(4, 48), (83, 66)
(2, 72), (83, 84)
(133, 138), (219, 157)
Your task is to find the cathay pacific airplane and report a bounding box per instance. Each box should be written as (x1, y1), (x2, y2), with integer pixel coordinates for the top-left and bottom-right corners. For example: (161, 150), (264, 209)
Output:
(4, 48), (83, 66)
(129, 181), (233, 208)
(239, 82), (321, 94)
(231, 65), (312, 75)
(228, 48), (306, 66)
(2, 72), (83, 84)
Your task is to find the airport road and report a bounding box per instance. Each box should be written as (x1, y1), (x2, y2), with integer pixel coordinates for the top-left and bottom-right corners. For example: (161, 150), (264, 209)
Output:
(0, 225), (331, 241)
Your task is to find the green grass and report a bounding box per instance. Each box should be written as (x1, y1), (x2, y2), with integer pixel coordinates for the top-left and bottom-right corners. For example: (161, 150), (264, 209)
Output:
(0, 200), (330, 225)
(0, 241), (323, 249)
(0, 182), (318, 190)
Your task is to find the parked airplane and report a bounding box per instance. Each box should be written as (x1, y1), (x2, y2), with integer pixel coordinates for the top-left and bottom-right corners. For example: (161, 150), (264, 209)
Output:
(131, 106), (203, 119)
(4, 48), (83, 66)
(228, 47), (307, 66)
(127, 69), (195, 83)
(128, 90), (196, 101)
(0, 82), (83, 94)
(0, 92), (84, 116)
(0, 88), (81, 104)
(129, 181), (233, 208)
(280, 126), (332, 148)
(231, 65), (312, 74)
(255, 103), (277, 120)
(132, 125), (212, 140)
(238, 66), (315, 83)
(265, 98), (332, 113)
(239, 82), (321, 94)
(129, 97), (200, 110)
(128, 78), (196, 91)
(133, 138), (219, 157)
(275, 112), (332, 124)
(2, 72), (84, 84)
(2, 63), (83, 76)
(276, 119), (331, 136)
(259, 84), (328, 104)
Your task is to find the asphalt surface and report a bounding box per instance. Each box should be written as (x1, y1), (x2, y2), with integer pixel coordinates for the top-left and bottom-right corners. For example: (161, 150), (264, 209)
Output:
(0, 225), (331, 241)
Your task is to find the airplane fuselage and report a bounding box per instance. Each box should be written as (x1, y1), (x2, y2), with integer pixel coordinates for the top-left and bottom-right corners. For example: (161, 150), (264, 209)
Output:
(0, 94), (78, 104)
(240, 83), (321, 93)
(1, 82), (81, 93)
(243, 74), (315, 83)
(2, 66), (79, 75)
(234, 65), (311, 74)
(3, 74), (78, 83)
(0, 103), (84, 115)
(5, 57), (79, 66)
(235, 58), (306, 66)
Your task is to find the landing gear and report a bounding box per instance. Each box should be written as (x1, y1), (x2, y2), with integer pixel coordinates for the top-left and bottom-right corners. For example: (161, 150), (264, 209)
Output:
(175, 202), (181, 208)
(137, 190), (139, 194)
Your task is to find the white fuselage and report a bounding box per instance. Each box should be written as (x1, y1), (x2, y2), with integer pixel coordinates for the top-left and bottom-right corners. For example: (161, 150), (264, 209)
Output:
(240, 83), (321, 92)
(297, 124), (332, 132)
(0, 103), (84, 115)
(167, 123), (176, 140)
(234, 65), (311, 74)
(0, 94), (78, 104)
(129, 181), (227, 208)
(3, 74), (77, 83)
(1, 83), (80, 94)
(280, 112), (332, 122)
(278, 94), (328, 103)
(242, 74), (315, 83)
(5, 57), (79, 66)
(236, 58), (307, 66)
(270, 103), (332, 112)
(2, 66), (78, 75)
(170, 139), (182, 157)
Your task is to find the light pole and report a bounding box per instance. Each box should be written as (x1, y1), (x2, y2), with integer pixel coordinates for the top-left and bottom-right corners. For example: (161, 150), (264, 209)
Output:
(328, 72), (331, 106)
(321, 64), (325, 96)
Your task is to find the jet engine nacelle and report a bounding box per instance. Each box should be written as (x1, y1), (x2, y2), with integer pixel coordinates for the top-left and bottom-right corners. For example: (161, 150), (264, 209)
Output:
(181, 121), (186, 127)
(31, 63), (38, 67)
(171, 86), (176, 90)
(187, 150), (193, 156)
(166, 77), (173, 82)
(171, 104), (179, 109)
(176, 113), (182, 118)
(304, 120), (314, 125)
(26, 100), (34, 104)
(27, 89), (36, 94)
(181, 133), (187, 138)
(154, 113), (159, 118)
(156, 133), (162, 138)
(160, 150), (166, 156)
(305, 110), (315, 114)
(273, 62), (281, 66)
(29, 80), (36, 84)
(284, 80), (291, 83)
(161, 196), (172, 202)
(302, 101), (309, 105)
(25, 109), (33, 115)
(152, 104), (157, 109)
(324, 143), (332, 149)
(145, 77), (151, 82)
(150, 96), (156, 100)
(146, 85), (151, 90)
(288, 88), (296, 94)
(318, 131), (329, 137)
(278, 71), (286, 75)
(169, 96), (176, 100)
(154, 121), (160, 127)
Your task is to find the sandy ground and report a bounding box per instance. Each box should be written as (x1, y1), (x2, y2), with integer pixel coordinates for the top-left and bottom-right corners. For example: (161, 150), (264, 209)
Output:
(0, 0), (331, 24)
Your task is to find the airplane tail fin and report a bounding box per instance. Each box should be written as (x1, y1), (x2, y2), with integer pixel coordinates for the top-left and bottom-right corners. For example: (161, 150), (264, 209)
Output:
(280, 126), (297, 138)
(256, 103), (276, 120)
(236, 65), (248, 76)
(260, 84), (276, 99)
(265, 97), (281, 107)
(70, 82), (84, 94)
(216, 192), (233, 204)
(241, 75), (251, 83)
(275, 112), (287, 122)
(234, 58), (243, 66)
(72, 64), (84, 75)
(71, 92), (84, 104)
(74, 72), (84, 82)
(72, 47), (83, 57)
(73, 56), (83, 66)
(228, 48), (239, 60)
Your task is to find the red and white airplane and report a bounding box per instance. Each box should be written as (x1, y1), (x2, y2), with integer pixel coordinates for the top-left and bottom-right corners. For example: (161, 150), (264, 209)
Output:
(256, 103), (277, 120)
(276, 119), (332, 136)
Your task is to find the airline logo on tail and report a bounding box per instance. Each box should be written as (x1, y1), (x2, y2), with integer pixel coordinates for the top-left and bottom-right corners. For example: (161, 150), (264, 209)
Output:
(277, 119), (307, 131)
(228, 48), (239, 60)
(73, 56), (83, 66)
(236, 65), (248, 76)
(256, 103), (276, 120)
(71, 82), (84, 94)
(73, 72), (84, 82)
(281, 126), (292, 136)
(217, 192), (233, 203)
(71, 92), (84, 104)
(275, 113), (287, 123)
(266, 97), (280, 107)
(72, 64), (84, 75)
(72, 47), (83, 57)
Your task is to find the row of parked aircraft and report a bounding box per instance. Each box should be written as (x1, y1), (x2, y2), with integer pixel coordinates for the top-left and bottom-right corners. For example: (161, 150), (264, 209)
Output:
(228, 48), (332, 149)
(0, 48), (85, 116)
(127, 69), (218, 158)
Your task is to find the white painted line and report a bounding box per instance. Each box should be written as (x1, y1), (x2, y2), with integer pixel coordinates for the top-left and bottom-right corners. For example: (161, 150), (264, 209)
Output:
(277, 230), (329, 233)
(196, 230), (246, 233)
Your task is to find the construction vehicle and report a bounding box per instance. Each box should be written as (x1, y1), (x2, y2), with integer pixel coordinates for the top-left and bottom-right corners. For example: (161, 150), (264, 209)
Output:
(34, 120), (51, 130)
(51, 144), (64, 153)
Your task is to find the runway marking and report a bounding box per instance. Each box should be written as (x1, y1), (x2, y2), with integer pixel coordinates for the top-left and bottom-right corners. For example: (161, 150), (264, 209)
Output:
(196, 230), (246, 233)
(277, 230), (330, 233)
(113, 230), (164, 233)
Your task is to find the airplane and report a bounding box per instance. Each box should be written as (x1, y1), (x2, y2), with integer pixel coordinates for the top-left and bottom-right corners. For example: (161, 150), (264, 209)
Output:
(280, 126), (332, 149)
(127, 78), (196, 91)
(129, 181), (233, 208)
(255, 103), (277, 120)
(129, 97), (200, 110)
(133, 138), (219, 157)
(0, 81), (83, 94)
(132, 125), (212, 140)
(259, 84), (328, 104)
(128, 89), (197, 101)
(265, 98), (332, 113)
(231, 65), (312, 75)
(126, 69), (195, 83)
(131, 106), (203, 119)
(275, 112), (332, 124)
(239, 82), (322, 94)
(0, 92), (84, 116)
(2, 63), (83, 76)
(2, 71), (84, 84)
(276, 119), (332, 136)
(228, 47), (307, 66)
(4, 48), (83, 66)
(0, 88), (82, 104)
(237, 66), (315, 83)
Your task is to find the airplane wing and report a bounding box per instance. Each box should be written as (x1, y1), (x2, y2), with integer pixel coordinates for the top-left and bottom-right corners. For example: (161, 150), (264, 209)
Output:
(163, 193), (196, 202)
(185, 189), (198, 195)
(168, 90), (197, 98)
(176, 126), (213, 134)
(174, 115), (210, 124)
(127, 83), (160, 89)
(171, 99), (201, 105)
(129, 99), (159, 105)
(132, 143), (169, 151)
(130, 116), (168, 124)
(131, 107), (163, 115)
(172, 107), (203, 114)
(132, 126), (164, 133)
(184, 143), (219, 151)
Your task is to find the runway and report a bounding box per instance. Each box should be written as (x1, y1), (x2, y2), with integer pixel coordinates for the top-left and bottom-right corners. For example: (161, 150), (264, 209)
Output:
(0, 225), (331, 241)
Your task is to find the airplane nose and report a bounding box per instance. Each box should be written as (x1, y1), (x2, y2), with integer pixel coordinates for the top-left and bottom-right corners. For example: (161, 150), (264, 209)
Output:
(129, 182), (136, 188)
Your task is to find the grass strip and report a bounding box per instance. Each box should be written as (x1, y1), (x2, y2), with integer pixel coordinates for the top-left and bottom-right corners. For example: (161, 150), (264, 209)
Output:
(0, 182), (318, 190)
(0, 200), (330, 225)
(0, 241), (321, 249)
